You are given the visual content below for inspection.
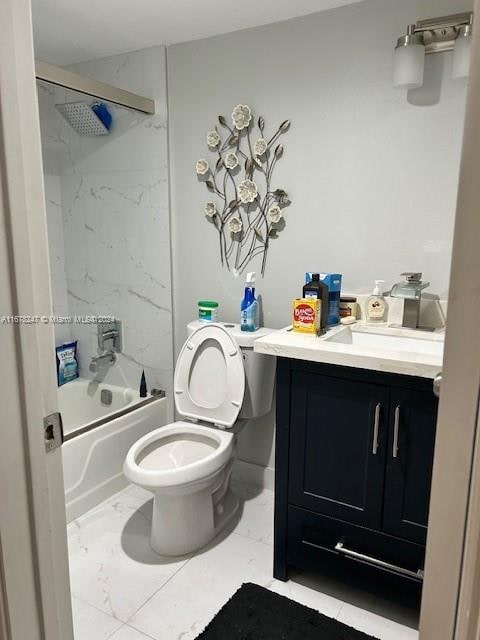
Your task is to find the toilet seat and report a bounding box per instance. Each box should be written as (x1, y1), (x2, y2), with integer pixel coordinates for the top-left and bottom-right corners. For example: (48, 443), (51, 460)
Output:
(174, 324), (245, 428)
(124, 421), (233, 489)
(125, 325), (245, 493)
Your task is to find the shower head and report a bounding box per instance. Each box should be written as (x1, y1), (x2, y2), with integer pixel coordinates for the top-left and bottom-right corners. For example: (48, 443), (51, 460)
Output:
(55, 101), (111, 136)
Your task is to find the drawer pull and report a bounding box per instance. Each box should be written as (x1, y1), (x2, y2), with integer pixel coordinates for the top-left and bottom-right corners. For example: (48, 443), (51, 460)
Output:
(372, 403), (381, 455)
(393, 405), (400, 458)
(335, 542), (424, 580)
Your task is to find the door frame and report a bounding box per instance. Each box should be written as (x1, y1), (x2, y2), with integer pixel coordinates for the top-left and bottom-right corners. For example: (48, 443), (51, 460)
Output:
(0, 1), (73, 639)
(419, 1), (480, 637)
(2, 0), (480, 638)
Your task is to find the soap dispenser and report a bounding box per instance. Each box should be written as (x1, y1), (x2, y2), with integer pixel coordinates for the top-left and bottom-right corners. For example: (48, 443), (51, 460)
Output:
(366, 280), (387, 323)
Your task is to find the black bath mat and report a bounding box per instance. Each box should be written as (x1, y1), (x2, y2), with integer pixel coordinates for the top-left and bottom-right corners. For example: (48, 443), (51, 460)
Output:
(195, 582), (379, 639)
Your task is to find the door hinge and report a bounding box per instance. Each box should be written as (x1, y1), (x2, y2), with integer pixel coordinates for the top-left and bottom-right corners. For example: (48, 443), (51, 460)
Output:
(43, 412), (64, 453)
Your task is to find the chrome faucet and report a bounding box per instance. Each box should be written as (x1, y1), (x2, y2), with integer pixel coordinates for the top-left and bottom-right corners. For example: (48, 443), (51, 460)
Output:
(89, 351), (116, 373)
(89, 319), (122, 373)
(390, 272), (430, 329)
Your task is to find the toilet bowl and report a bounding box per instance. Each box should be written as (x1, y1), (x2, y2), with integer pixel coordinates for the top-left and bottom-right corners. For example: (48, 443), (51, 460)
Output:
(124, 322), (276, 556)
(125, 422), (235, 555)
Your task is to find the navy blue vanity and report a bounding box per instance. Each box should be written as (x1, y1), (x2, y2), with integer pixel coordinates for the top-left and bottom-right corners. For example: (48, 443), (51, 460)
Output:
(274, 357), (438, 585)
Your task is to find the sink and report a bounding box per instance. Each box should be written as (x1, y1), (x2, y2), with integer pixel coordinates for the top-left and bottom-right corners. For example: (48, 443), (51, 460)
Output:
(325, 326), (444, 357)
(254, 323), (444, 378)
(254, 322), (444, 378)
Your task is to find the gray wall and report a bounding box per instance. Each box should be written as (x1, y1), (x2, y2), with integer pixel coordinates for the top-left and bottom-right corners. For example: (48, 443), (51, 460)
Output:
(168, 0), (469, 470)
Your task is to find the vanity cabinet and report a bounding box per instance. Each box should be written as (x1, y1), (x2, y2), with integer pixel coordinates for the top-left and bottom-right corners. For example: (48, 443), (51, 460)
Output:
(274, 358), (438, 584)
(288, 372), (389, 529)
(382, 388), (437, 544)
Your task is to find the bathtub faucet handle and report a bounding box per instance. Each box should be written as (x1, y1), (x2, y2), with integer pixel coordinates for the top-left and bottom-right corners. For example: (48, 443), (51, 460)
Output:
(102, 329), (118, 341)
(97, 319), (122, 353)
(89, 351), (116, 373)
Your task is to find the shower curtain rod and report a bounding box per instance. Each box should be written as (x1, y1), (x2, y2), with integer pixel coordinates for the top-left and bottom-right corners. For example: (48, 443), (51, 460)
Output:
(35, 60), (156, 114)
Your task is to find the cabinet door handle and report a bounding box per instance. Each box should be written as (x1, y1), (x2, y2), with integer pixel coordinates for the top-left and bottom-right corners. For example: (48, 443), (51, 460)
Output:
(393, 405), (400, 458)
(372, 403), (381, 455)
(433, 372), (442, 398)
(335, 542), (424, 580)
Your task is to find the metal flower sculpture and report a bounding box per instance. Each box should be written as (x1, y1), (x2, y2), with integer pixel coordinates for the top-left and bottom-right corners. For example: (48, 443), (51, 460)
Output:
(196, 104), (291, 276)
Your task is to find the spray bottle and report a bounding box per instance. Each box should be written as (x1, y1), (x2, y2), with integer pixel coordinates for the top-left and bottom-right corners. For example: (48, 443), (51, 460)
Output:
(240, 272), (259, 332)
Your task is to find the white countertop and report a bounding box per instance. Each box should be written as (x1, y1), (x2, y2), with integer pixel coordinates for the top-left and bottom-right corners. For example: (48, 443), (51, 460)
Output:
(253, 323), (445, 379)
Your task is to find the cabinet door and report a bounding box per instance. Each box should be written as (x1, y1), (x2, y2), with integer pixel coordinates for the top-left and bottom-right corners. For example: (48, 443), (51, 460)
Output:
(382, 388), (438, 545)
(288, 370), (390, 528)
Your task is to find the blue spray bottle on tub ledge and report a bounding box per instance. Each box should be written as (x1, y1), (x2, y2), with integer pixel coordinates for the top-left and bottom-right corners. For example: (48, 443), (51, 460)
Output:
(241, 272), (259, 332)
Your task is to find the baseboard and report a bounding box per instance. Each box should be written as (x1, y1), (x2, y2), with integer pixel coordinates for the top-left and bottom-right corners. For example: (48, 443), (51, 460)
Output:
(232, 459), (275, 491)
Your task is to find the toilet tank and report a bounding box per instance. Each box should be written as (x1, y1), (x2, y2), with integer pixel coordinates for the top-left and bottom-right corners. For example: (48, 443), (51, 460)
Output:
(187, 321), (276, 420)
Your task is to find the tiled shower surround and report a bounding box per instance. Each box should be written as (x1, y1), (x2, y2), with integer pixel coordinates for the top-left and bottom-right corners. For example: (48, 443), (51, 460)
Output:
(38, 46), (174, 416)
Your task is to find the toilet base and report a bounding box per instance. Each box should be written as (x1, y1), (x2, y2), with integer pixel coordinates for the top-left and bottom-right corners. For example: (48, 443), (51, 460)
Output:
(149, 471), (239, 557)
(213, 487), (239, 534)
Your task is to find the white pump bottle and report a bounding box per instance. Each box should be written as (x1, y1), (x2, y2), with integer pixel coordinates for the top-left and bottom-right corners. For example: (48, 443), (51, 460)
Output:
(366, 280), (387, 323)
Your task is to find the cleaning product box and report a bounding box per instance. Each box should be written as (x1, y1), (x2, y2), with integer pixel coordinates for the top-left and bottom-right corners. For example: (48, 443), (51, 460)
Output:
(305, 273), (342, 325)
(292, 298), (321, 334)
(55, 340), (79, 386)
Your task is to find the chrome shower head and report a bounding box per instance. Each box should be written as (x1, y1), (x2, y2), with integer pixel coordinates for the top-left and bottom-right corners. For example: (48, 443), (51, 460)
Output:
(55, 101), (110, 136)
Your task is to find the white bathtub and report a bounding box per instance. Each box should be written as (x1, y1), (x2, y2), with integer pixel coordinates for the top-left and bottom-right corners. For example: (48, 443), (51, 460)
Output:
(59, 378), (166, 522)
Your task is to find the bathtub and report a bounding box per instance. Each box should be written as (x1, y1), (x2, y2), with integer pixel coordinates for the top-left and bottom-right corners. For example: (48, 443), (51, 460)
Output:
(59, 378), (166, 522)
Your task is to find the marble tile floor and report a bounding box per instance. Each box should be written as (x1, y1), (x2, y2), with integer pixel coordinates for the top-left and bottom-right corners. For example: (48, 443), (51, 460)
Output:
(68, 482), (419, 640)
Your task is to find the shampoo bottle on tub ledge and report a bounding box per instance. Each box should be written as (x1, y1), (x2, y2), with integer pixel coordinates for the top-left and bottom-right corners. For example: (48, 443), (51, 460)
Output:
(241, 272), (259, 332)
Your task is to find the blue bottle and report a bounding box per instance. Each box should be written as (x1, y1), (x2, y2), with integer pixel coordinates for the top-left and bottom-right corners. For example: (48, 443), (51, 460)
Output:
(91, 102), (112, 130)
(240, 272), (259, 332)
(305, 272), (342, 326)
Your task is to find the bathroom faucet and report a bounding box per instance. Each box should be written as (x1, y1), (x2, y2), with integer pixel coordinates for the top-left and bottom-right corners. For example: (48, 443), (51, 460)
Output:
(90, 319), (122, 373)
(89, 351), (116, 373)
(390, 272), (430, 329)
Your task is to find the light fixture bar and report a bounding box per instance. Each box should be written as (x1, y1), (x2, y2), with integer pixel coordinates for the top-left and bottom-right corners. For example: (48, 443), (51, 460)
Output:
(35, 61), (156, 114)
(408, 11), (473, 55)
(415, 12), (472, 33)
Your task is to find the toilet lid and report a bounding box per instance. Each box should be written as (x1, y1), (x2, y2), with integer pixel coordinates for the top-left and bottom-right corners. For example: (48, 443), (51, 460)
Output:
(174, 324), (245, 428)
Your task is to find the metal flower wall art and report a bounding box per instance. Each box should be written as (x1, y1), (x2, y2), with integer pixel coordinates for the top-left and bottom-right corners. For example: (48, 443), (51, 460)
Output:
(196, 104), (291, 276)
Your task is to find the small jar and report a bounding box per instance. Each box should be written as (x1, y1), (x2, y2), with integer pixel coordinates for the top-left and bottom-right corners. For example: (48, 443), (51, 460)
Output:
(198, 300), (219, 323)
(339, 296), (358, 319)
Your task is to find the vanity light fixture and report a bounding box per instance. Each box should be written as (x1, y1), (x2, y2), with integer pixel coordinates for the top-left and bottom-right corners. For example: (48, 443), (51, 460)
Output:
(452, 23), (473, 79)
(394, 12), (473, 89)
(394, 25), (425, 89)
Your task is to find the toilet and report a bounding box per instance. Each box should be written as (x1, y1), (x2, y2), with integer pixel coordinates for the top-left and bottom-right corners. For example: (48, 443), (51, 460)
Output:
(123, 321), (276, 556)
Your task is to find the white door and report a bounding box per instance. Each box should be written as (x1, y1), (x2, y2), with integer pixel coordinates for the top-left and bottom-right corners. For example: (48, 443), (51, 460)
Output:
(0, 1), (74, 639)
(419, 2), (480, 638)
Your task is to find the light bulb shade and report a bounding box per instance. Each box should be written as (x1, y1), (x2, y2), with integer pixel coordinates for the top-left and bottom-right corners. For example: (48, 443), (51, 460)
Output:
(452, 31), (471, 79)
(394, 43), (425, 89)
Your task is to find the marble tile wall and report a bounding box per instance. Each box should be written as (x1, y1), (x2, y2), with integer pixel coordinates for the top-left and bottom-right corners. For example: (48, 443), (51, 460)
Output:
(44, 173), (73, 346)
(38, 47), (174, 417)
(38, 81), (72, 346)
